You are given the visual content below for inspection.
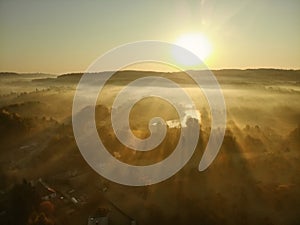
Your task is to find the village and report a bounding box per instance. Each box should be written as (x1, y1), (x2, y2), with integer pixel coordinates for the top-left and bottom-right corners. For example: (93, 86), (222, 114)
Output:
(0, 176), (139, 225)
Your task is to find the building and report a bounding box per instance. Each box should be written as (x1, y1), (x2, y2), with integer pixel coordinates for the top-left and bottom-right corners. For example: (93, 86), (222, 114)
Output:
(35, 179), (56, 201)
(88, 207), (109, 225)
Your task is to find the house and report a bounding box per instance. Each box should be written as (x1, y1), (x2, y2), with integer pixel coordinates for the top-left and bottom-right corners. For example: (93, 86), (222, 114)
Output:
(88, 207), (109, 225)
(35, 179), (56, 201)
(88, 199), (137, 225)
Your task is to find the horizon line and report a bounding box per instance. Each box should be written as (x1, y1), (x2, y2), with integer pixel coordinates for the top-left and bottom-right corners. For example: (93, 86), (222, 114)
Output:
(1, 67), (300, 76)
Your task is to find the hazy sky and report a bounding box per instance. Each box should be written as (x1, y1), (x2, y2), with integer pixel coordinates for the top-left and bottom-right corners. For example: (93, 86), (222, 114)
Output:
(0, 0), (299, 74)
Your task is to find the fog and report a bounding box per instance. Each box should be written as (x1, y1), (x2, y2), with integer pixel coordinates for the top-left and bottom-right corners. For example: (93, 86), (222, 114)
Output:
(0, 69), (299, 225)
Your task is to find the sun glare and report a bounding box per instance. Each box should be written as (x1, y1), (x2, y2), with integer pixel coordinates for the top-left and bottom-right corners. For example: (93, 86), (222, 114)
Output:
(175, 33), (212, 61)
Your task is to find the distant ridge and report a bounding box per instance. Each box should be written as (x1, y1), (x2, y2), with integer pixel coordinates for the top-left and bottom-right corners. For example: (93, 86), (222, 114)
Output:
(26, 69), (300, 86)
(0, 72), (56, 76)
(1, 68), (299, 78)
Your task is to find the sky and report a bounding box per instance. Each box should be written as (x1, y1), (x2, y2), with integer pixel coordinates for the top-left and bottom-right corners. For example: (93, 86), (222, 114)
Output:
(0, 0), (299, 74)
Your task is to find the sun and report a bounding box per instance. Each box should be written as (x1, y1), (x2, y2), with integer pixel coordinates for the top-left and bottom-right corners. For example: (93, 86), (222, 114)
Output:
(175, 33), (212, 61)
